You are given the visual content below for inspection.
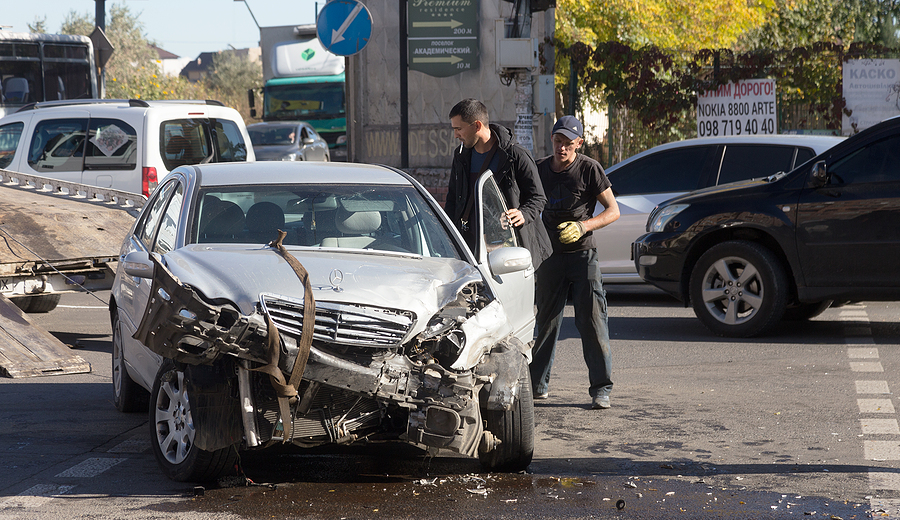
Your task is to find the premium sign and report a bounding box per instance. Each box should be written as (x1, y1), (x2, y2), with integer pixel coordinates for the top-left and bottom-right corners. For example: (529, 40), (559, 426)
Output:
(408, 0), (479, 78)
(842, 59), (900, 135)
(697, 79), (777, 137)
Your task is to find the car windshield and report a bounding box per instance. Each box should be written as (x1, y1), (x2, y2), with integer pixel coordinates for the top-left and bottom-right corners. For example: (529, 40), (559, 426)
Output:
(265, 83), (345, 121)
(192, 183), (463, 259)
(248, 126), (296, 146)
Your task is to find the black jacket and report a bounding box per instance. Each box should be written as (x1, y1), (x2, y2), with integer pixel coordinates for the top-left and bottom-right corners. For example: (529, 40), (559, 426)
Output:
(445, 124), (551, 269)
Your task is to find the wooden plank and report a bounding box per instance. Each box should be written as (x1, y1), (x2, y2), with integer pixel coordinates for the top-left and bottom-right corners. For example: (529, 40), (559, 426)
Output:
(0, 295), (91, 378)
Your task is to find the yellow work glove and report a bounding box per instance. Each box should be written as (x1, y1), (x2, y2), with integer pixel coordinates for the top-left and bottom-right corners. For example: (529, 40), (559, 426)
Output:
(557, 221), (586, 244)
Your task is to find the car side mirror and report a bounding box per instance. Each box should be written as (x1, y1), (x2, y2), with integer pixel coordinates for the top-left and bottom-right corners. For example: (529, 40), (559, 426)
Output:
(488, 246), (532, 275)
(302, 137), (316, 145)
(810, 160), (828, 187)
(123, 251), (154, 278)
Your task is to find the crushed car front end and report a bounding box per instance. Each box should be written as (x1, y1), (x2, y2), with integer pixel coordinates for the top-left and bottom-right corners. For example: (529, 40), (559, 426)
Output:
(129, 247), (530, 463)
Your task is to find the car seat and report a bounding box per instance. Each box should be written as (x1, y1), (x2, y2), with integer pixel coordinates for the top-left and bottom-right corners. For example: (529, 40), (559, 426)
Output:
(321, 206), (381, 249)
(2, 78), (29, 104)
(246, 201), (285, 244)
(198, 199), (245, 242)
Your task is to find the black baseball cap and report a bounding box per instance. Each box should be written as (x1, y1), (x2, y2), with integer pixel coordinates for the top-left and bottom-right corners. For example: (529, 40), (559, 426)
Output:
(552, 115), (583, 140)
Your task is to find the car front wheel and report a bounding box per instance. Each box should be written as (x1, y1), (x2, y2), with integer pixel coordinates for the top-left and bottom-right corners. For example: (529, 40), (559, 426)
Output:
(689, 240), (787, 337)
(150, 360), (237, 482)
(478, 369), (534, 472)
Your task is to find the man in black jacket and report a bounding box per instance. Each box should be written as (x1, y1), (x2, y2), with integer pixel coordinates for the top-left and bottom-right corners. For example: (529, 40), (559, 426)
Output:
(445, 98), (551, 269)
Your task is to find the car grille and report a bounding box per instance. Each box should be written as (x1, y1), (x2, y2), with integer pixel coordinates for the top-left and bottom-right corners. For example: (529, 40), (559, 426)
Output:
(260, 293), (414, 348)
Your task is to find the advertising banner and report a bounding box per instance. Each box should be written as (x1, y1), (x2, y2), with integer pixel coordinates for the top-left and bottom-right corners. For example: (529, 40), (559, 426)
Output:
(842, 59), (900, 135)
(697, 79), (777, 137)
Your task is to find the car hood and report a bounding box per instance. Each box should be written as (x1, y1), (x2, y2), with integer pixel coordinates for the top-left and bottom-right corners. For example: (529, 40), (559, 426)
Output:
(663, 177), (770, 205)
(163, 244), (481, 327)
(252, 144), (297, 160)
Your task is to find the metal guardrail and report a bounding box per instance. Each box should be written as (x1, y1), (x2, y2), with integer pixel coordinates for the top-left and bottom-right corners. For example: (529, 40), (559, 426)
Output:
(0, 169), (146, 217)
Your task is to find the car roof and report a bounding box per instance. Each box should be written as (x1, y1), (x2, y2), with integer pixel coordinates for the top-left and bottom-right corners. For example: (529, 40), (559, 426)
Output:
(247, 122), (308, 129)
(182, 161), (413, 187)
(607, 134), (845, 172)
(2, 99), (239, 120)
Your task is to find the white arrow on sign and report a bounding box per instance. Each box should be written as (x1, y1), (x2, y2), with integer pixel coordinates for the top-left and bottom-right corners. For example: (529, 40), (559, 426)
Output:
(412, 55), (464, 64)
(411, 19), (463, 29)
(332, 2), (365, 45)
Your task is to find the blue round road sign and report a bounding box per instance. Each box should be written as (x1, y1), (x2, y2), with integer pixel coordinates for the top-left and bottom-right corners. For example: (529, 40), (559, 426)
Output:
(316, 0), (373, 56)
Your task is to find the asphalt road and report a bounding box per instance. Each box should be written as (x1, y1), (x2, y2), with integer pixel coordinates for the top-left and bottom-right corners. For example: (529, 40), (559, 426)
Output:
(1, 287), (898, 519)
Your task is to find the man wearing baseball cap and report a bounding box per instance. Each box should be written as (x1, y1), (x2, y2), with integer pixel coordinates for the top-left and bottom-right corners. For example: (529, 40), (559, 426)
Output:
(530, 115), (620, 409)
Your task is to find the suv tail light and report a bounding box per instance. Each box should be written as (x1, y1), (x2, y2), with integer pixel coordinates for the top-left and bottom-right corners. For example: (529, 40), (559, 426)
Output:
(142, 167), (158, 197)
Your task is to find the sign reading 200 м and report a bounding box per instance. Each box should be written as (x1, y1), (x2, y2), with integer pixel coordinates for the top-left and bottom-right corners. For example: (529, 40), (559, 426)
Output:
(697, 79), (777, 137)
(408, 0), (479, 78)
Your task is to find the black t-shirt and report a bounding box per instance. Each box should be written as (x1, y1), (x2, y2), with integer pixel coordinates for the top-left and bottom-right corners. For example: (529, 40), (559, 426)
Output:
(537, 153), (612, 253)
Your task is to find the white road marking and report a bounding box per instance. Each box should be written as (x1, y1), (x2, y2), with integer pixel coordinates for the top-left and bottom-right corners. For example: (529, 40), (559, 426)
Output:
(870, 473), (900, 491)
(860, 418), (900, 435)
(864, 440), (900, 460)
(850, 361), (884, 372)
(858, 399), (896, 414)
(54, 457), (126, 478)
(848, 347), (879, 358)
(57, 305), (108, 309)
(856, 380), (891, 394)
(0, 484), (75, 508)
(840, 309), (869, 317)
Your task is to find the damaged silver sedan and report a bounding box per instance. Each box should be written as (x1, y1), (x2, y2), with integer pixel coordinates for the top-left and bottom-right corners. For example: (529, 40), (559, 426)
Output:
(110, 161), (537, 481)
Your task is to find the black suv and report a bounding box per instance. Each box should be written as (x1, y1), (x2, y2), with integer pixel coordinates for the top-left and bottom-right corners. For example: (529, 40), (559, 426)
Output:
(633, 116), (900, 337)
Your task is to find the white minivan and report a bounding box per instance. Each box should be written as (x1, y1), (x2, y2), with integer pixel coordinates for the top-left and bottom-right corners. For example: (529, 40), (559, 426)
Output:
(0, 99), (255, 198)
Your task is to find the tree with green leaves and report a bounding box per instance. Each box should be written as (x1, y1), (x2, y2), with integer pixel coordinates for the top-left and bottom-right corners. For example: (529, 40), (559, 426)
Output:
(738, 0), (900, 49)
(56, 3), (260, 121)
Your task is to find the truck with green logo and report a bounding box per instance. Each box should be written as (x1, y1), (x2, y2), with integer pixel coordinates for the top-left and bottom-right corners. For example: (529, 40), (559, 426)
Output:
(250, 25), (347, 161)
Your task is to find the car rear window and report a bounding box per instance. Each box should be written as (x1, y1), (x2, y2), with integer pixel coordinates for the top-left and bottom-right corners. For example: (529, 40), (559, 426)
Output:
(160, 118), (249, 171)
(718, 145), (795, 185)
(609, 146), (713, 195)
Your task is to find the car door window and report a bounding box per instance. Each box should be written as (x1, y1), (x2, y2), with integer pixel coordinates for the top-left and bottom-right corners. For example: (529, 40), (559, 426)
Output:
(161, 119), (211, 170)
(154, 183), (184, 255)
(28, 118), (87, 172)
(213, 119), (248, 162)
(794, 147), (816, 167)
(473, 173), (517, 262)
(135, 181), (177, 250)
(83, 118), (137, 171)
(608, 146), (713, 195)
(0, 122), (23, 169)
(827, 135), (900, 185)
(718, 145), (795, 185)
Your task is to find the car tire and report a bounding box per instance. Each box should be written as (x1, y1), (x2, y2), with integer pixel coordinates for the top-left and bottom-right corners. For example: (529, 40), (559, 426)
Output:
(11, 297), (32, 312)
(689, 240), (788, 338)
(783, 300), (832, 321)
(26, 293), (61, 313)
(12, 294), (61, 313)
(112, 312), (148, 413)
(150, 360), (238, 482)
(478, 369), (534, 472)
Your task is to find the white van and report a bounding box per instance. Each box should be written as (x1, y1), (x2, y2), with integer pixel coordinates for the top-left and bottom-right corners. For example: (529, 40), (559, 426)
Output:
(0, 99), (255, 197)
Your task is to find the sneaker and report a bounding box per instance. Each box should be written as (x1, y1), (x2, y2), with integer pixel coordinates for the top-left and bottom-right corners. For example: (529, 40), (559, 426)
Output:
(591, 395), (610, 409)
(534, 391), (549, 400)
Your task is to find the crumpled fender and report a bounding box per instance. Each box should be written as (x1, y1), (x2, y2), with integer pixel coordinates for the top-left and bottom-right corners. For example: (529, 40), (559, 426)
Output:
(133, 254), (268, 365)
(475, 336), (529, 411)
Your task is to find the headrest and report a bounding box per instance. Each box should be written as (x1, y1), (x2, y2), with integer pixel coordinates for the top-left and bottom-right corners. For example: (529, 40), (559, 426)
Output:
(335, 207), (381, 234)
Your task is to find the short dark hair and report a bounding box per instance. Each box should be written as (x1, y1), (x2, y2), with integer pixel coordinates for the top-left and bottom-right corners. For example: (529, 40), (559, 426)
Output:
(449, 98), (489, 125)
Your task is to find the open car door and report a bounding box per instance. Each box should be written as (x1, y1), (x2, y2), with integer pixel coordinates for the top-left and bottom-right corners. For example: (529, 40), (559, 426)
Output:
(472, 171), (536, 347)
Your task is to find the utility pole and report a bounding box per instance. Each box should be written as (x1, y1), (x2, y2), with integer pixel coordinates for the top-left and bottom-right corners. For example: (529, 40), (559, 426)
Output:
(95, 0), (105, 98)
